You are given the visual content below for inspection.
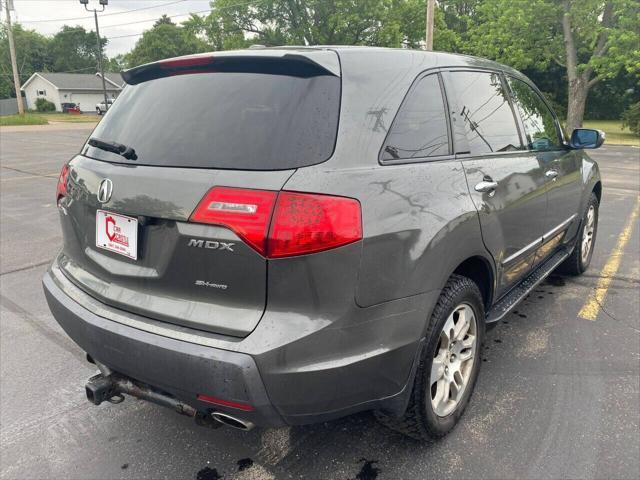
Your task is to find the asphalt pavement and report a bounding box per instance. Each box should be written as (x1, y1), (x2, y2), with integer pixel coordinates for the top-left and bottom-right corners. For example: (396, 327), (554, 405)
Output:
(1, 125), (638, 480)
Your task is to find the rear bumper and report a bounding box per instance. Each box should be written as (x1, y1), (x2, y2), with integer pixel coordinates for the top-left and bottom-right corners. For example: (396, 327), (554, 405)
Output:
(43, 269), (285, 427)
(43, 253), (429, 427)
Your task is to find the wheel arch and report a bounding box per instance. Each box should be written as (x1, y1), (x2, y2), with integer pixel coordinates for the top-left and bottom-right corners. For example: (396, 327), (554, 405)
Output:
(451, 255), (494, 311)
(592, 180), (602, 204)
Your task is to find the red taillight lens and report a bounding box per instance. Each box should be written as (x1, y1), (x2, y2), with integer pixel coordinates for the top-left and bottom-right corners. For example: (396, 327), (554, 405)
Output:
(190, 187), (362, 258)
(268, 191), (362, 258)
(56, 164), (70, 203)
(190, 187), (277, 255)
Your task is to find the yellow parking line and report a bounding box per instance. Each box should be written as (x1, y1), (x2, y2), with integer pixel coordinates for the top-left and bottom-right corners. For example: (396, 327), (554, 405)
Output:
(578, 197), (640, 321)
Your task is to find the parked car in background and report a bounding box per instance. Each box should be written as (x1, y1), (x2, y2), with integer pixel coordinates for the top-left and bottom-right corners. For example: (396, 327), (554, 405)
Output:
(44, 47), (603, 441)
(61, 102), (80, 114)
(96, 99), (114, 115)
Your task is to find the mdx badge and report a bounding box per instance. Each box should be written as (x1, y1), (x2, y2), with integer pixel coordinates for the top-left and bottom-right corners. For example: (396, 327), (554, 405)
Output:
(188, 239), (235, 252)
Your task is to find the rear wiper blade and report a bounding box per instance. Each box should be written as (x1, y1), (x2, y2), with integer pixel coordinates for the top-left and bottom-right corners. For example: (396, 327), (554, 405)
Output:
(88, 137), (137, 160)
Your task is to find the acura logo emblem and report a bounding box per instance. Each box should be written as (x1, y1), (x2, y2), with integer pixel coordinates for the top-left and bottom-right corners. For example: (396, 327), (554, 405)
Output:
(97, 178), (113, 203)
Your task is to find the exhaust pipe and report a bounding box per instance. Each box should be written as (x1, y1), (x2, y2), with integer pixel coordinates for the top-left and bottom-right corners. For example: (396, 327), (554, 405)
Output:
(85, 362), (252, 431)
(85, 370), (219, 429)
(211, 412), (255, 431)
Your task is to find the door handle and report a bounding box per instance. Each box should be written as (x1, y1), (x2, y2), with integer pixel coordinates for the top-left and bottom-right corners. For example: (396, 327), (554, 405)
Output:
(474, 180), (499, 193)
(545, 169), (559, 180)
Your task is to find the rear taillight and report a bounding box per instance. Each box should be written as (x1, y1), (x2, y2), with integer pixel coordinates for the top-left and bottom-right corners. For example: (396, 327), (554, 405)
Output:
(268, 191), (362, 258)
(56, 164), (70, 204)
(190, 187), (362, 258)
(190, 187), (277, 255)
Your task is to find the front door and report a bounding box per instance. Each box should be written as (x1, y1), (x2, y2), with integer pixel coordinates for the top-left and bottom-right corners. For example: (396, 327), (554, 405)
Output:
(443, 70), (548, 298)
(505, 76), (582, 262)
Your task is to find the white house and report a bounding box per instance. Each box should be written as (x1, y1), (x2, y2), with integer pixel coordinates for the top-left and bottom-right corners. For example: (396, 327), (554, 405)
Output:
(21, 72), (123, 112)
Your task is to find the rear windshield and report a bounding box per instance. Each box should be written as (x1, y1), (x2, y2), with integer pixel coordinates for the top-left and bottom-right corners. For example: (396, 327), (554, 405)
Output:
(86, 72), (340, 170)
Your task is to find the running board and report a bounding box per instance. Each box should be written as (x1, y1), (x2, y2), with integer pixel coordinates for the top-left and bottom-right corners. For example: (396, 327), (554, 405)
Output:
(486, 248), (570, 324)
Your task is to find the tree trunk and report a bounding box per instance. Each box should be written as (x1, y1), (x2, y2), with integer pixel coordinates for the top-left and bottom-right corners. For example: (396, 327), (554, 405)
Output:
(566, 76), (590, 132)
(561, 1), (610, 133)
(561, 2), (591, 133)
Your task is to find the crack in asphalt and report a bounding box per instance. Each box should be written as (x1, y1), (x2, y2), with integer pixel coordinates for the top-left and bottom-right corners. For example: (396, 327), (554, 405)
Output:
(1, 259), (53, 276)
(0, 165), (58, 179)
(591, 294), (640, 334)
(0, 293), (84, 362)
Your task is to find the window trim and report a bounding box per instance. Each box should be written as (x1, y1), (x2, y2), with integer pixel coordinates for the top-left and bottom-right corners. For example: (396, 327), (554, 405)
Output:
(378, 70), (455, 166)
(504, 74), (567, 151)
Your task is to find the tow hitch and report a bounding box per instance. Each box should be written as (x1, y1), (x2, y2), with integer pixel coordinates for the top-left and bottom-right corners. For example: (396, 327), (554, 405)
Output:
(85, 362), (220, 429)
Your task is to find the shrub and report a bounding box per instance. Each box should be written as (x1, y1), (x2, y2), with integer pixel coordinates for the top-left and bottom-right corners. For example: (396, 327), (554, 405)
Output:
(621, 102), (640, 136)
(35, 98), (56, 112)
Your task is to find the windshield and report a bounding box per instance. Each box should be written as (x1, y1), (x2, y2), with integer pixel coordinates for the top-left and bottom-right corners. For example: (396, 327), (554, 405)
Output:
(86, 71), (341, 170)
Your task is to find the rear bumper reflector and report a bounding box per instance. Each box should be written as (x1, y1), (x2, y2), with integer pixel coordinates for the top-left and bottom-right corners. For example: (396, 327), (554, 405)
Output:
(197, 393), (254, 411)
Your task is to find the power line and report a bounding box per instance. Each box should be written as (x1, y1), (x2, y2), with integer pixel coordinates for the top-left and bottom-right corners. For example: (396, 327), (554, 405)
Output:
(29, 0), (264, 40)
(101, 7), (212, 29)
(17, 0), (189, 24)
(108, 32), (144, 40)
(0, 66), (98, 76)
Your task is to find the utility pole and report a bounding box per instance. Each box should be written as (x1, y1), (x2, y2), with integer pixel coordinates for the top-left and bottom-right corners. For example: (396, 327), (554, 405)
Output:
(426, 0), (435, 51)
(3, 0), (24, 114)
(80, 0), (109, 112)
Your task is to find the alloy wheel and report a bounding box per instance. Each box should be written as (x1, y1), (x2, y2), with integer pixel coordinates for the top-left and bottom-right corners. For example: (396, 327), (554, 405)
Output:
(581, 205), (596, 264)
(430, 303), (478, 417)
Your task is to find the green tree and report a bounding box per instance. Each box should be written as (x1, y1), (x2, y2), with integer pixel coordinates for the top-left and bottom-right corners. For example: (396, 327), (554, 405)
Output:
(106, 54), (128, 72)
(48, 25), (106, 72)
(154, 14), (175, 26)
(464, 0), (639, 131)
(194, 0), (442, 50)
(0, 24), (51, 98)
(586, 69), (639, 120)
(187, 0), (470, 55)
(126, 16), (207, 67)
(621, 101), (640, 135)
(437, 0), (480, 51)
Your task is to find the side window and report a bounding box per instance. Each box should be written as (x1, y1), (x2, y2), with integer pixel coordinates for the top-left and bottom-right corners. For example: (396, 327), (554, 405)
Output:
(507, 77), (562, 151)
(447, 71), (522, 154)
(381, 74), (449, 161)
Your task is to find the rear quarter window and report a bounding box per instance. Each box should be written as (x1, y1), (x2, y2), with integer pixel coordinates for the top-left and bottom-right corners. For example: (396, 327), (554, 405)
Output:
(87, 72), (341, 170)
(381, 73), (450, 162)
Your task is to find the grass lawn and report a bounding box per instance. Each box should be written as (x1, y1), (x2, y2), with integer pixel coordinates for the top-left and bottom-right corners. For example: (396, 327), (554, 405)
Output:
(0, 113), (49, 126)
(38, 112), (99, 123)
(0, 112), (99, 126)
(583, 120), (639, 146)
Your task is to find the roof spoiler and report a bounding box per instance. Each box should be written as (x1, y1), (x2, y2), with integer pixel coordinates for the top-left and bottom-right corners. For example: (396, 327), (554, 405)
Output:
(121, 52), (340, 86)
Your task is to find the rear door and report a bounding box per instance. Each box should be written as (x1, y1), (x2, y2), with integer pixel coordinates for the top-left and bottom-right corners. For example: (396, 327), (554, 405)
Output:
(57, 52), (341, 337)
(505, 76), (582, 262)
(443, 70), (548, 297)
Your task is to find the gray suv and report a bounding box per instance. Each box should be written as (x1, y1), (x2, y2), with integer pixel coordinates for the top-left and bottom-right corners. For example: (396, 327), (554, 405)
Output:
(43, 47), (603, 440)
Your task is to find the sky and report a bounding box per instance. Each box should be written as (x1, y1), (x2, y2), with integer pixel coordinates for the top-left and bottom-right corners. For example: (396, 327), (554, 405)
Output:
(6, 0), (214, 56)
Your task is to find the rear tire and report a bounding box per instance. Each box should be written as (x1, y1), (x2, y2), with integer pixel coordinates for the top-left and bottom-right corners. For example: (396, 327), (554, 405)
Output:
(375, 274), (485, 441)
(96, 108), (102, 115)
(558, 193), (599, 276)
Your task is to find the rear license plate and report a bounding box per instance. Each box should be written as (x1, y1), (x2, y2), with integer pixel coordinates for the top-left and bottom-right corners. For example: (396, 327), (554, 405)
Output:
(96, 210), (138, 260)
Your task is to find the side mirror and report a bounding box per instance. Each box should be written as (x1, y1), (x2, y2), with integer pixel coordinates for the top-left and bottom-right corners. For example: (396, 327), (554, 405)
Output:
(570, 128), (605, 149)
